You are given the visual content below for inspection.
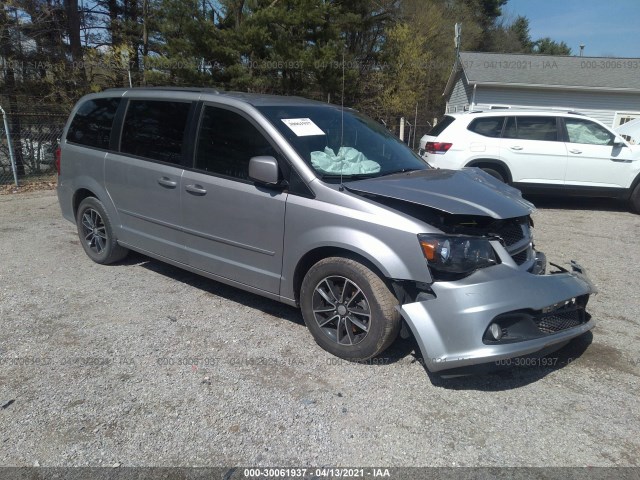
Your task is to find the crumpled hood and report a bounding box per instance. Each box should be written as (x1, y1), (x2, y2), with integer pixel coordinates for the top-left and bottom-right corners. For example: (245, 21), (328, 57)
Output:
(344, 168), (535, 219)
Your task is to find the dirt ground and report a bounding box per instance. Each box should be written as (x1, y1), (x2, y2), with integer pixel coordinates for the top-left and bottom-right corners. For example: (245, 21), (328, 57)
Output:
(1, 190), (639, 467)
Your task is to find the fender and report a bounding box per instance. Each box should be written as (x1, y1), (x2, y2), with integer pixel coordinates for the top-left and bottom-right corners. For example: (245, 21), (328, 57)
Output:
(628, 168), (640, 196)
(281, 226), (432, 302)
(71, 174), (120, 228)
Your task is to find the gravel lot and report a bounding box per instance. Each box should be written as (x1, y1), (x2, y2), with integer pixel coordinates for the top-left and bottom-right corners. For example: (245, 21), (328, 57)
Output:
(1, 190), (639, 468)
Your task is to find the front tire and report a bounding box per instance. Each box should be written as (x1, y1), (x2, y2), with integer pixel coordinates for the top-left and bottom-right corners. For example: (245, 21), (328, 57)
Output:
(630, 183), (640, 214)
(300, 257), (400, 361)
(76, 197), (128, 264)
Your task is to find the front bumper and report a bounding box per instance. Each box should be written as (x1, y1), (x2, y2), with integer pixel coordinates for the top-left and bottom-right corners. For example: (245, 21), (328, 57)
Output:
(397, 255), (596, 373)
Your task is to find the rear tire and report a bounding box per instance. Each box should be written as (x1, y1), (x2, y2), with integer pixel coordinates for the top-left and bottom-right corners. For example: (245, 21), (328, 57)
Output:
(76, 197), (128, 264)
(630, 183), (640, 214)
(300, 257), (400, 361)
(481, 167), (506, 183)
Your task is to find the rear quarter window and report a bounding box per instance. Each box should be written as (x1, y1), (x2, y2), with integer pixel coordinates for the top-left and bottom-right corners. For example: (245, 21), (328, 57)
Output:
(428, 115), (456, 137)
(66, 98), (121, 149)
(467, 117), (505, 138)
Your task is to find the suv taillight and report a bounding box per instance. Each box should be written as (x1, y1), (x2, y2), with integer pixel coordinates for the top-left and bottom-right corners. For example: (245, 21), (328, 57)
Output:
(55, 146), (61, 175)
(426, 142), (452, 155)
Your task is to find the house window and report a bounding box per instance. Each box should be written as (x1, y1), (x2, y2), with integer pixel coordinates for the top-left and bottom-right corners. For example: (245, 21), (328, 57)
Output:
(613, 112), (640, 143)
(614, 112), (640, 127)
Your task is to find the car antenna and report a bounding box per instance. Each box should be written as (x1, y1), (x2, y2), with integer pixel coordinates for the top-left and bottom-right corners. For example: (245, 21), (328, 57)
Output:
(339, 51), (345, 192)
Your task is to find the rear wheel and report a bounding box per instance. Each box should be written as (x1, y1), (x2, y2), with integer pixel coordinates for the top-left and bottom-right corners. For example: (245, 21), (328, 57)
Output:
(481, 167), (506, 183)
(300, 257), (400, 361)
(76, 197), (128, 264)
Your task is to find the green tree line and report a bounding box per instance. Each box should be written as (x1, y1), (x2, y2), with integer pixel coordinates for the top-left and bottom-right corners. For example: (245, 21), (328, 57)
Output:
(1, 0), (570, 167)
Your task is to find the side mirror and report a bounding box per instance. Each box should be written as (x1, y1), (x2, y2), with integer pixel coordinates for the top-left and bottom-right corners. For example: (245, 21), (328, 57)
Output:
(613, 136), (626, 147)
(248, 156), (280, 185)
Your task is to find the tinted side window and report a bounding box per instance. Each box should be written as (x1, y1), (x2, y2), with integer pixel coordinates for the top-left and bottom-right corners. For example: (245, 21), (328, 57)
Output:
(503, 116), (558, 141)
(67, 98), (121, 149)
(565, 118), (615, 145)
(120, 100), (191, 164)
(468, 117), (505, 137)
(428, 115), (456, 137)
(195, 106), (277, 180)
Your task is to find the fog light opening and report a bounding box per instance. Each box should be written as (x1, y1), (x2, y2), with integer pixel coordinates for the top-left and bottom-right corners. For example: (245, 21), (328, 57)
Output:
(489, 323), (503, 340)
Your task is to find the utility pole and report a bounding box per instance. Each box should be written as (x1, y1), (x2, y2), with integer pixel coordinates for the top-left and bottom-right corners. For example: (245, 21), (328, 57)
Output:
(413, 102), (418, 150)
(0, 105), (19, 186)
(454, 23), (462, 59)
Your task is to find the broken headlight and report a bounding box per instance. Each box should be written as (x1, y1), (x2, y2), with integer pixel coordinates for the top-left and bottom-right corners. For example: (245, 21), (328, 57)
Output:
(418, 234), (498, 279)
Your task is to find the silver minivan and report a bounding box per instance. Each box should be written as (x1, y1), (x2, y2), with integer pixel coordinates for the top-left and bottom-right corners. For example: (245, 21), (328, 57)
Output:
(56, 87), (596, 373)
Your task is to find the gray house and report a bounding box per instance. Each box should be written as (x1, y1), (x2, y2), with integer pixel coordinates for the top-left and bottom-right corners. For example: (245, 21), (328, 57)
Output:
(444, 51), (640, 128)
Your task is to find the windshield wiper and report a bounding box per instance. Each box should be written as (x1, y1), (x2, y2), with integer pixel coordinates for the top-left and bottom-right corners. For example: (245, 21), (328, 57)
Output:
(381, 168), (424, 176)
(321, 173), (380, 180)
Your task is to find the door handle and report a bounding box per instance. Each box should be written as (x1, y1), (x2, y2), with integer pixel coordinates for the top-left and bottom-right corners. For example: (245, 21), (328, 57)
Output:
(509, 146), (523, 151)
(157, 177), (177, 188)
(610, 158), (632, 163)
(185, 184), (207, 195)
(569, 149), (582, 154)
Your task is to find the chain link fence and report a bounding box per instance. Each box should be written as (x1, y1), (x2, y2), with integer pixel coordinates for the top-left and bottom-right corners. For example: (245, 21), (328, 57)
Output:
(1, 105), (68, 186)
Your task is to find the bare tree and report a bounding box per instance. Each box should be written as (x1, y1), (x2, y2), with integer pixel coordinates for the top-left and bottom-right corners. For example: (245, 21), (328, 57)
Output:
(0, 5), (25, 176)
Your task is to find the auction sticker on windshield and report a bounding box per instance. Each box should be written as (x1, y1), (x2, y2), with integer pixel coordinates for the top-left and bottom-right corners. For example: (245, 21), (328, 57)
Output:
(281, 118), (325, 136)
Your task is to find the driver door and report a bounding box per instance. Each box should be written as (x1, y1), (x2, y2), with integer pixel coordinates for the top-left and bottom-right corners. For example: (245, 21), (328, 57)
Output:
(181, 104), (288, 294)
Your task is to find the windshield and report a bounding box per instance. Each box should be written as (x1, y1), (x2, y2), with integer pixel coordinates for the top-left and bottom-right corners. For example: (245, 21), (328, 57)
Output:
(257, 105), (429, 180)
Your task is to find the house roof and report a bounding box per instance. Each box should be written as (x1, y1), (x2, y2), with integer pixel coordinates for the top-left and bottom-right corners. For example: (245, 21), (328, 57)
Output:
(443, 51), (640, 96)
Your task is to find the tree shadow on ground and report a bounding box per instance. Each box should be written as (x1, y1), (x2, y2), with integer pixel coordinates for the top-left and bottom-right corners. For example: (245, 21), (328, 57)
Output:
(118, 251), (303, 325)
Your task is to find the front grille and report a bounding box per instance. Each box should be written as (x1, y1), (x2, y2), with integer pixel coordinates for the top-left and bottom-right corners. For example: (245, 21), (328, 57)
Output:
(493, 219), (530, 266)
(535, 308), (583, 334)
(511, 249), (528, 265)
(495, 222), (524, 247)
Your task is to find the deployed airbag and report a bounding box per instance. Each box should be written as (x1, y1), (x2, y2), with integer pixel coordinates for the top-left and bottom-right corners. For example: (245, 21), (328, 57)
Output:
(311, 147), (381, 175)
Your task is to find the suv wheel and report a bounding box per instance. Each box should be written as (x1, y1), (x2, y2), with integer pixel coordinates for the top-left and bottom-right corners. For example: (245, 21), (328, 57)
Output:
(76, 197), (128, 264)
(481, 167), (506, 183)
(300, 257), (400, 361)
(630, 183), (640, 214)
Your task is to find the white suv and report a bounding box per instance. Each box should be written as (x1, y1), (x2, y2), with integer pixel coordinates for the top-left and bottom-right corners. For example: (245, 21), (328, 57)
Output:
(419, 111), (640, 212)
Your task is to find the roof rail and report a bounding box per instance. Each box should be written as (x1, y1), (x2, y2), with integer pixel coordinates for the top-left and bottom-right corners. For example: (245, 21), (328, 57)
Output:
(472, 104), (587, 115)
(104, 86), (222, 94)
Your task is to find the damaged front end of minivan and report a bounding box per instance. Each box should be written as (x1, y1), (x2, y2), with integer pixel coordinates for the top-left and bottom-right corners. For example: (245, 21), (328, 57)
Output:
(345, 168), (597, 373)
